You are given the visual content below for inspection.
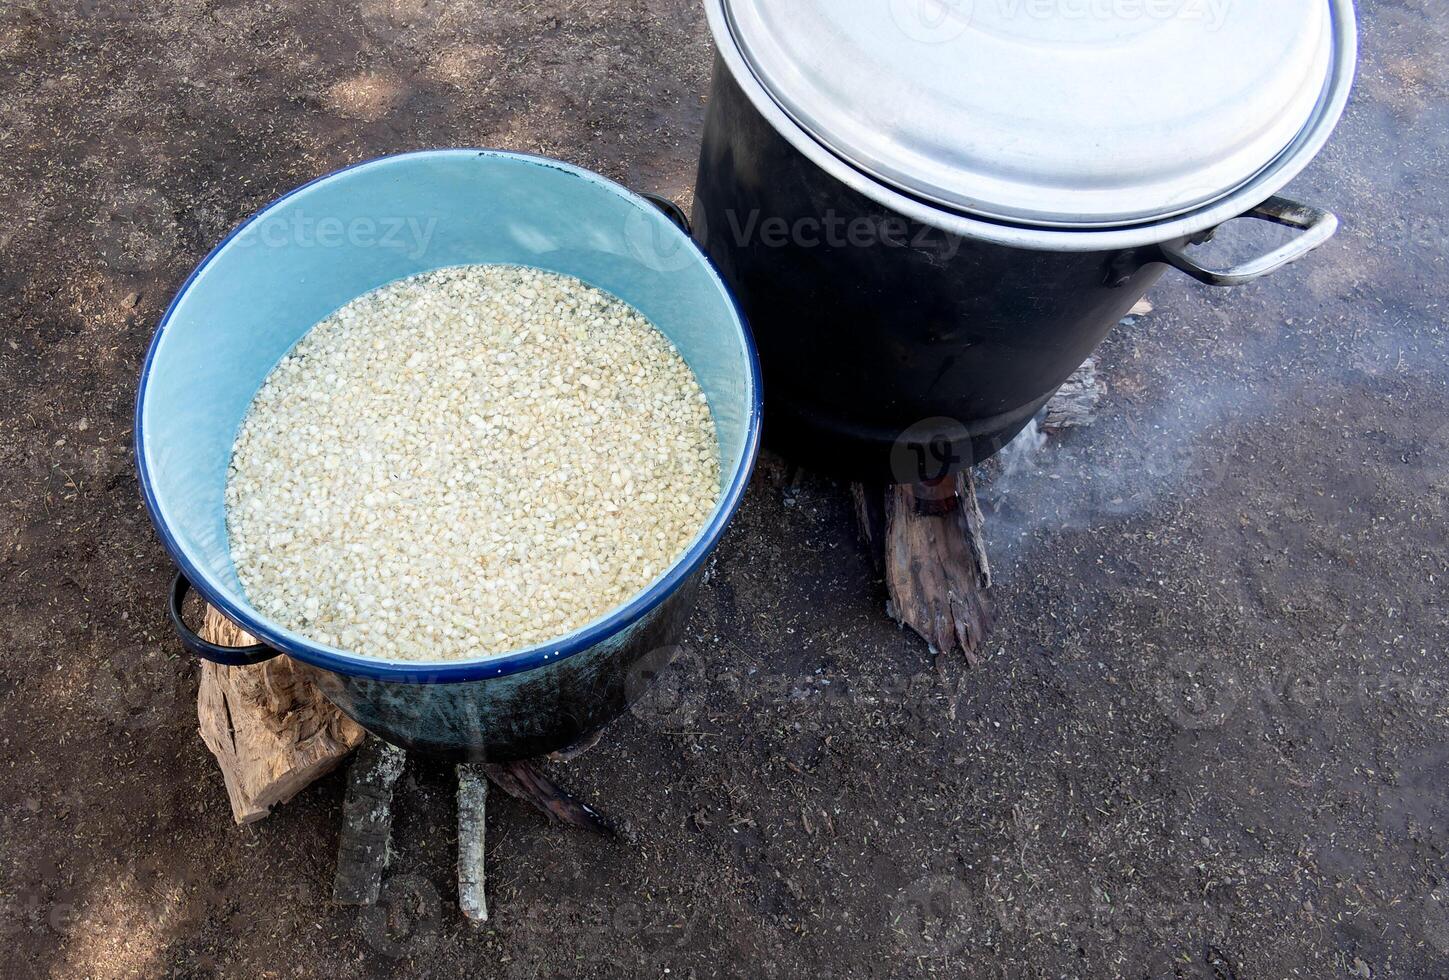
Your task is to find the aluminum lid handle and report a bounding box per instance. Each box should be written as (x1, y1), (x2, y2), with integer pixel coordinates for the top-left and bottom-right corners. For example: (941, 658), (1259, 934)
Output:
(1159, 196), (1340, 287)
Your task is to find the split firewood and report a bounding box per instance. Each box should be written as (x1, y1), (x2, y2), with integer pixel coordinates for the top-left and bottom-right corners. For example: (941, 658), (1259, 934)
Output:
(852, 476), (889, 577)
(876, 472), (994, 666)
(1039, 301), (1142, 432)
(328, 745), (611, 919)
(196, 605), (367, 824)
(192, 610), (616, 921)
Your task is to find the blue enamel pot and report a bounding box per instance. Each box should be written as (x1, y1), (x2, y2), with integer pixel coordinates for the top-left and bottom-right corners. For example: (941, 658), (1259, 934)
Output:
(136, 149), (762, 761)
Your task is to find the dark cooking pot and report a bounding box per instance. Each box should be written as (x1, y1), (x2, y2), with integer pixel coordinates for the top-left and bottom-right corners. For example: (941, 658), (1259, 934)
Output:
(695, 0), (1358, 482)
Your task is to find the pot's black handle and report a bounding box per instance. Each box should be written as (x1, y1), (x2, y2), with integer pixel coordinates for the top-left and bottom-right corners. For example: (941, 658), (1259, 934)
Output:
(169, 571), (281, 666)
(639, 193), (691, 234)
(1160, 196), (1339, 287)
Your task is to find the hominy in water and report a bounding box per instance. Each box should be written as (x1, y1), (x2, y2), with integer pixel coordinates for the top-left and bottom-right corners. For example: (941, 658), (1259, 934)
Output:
(225, 264), (721, 662)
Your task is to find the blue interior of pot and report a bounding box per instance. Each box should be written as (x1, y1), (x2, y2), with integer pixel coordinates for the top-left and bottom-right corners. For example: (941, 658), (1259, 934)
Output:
(136, 149), (760, 681)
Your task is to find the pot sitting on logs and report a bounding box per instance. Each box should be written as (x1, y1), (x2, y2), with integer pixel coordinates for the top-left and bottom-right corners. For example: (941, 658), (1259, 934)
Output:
(694, 0), (1357, 483)
(136, 150), (762, 762)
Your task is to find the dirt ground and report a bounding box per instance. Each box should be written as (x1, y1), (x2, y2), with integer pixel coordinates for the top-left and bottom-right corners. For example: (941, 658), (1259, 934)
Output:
(2, 0), (1447, 977)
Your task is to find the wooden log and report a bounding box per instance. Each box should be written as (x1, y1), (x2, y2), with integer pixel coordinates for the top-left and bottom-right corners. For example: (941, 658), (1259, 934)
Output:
(850, 350), (1116, 662)
(482, 760), (616, 836)
(456, 764), (489, 924)
(851, 478), (888, 576)
(905, 474), (961, 517)
(195, 605), (367, 824)
(332, 737), (408, 905)
(853, 472), (994, 664)
(1041, 356), (1104, 433)
(882, 472), (993, 666)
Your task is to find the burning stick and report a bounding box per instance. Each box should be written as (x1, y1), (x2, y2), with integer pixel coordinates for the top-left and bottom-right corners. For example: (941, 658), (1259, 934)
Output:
(852, 353), (1109, 663)
(853, 472), (994, 665)
(482, 761), (616, 836)
(332, 737), (407, 905)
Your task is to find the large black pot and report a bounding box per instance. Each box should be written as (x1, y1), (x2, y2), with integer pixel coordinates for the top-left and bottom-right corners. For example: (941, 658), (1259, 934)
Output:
(694, 1), (1357, 483)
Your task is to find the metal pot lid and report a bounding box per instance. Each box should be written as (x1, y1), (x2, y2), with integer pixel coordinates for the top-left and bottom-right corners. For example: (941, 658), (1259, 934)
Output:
(721, 0), (1348, 228)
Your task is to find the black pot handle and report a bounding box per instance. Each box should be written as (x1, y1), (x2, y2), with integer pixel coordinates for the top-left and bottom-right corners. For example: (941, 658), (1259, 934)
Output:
(169, 571), (281, 666)
(1159, 196), (1339, 287)
(639, 192), (691, 235)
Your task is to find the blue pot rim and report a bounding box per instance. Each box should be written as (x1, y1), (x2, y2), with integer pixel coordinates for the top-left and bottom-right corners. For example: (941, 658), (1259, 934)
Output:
(134, 148), (763, 684)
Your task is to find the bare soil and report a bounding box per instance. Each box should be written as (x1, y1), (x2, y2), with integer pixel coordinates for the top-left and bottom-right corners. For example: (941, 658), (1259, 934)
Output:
(2, 1), (1447, 977)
